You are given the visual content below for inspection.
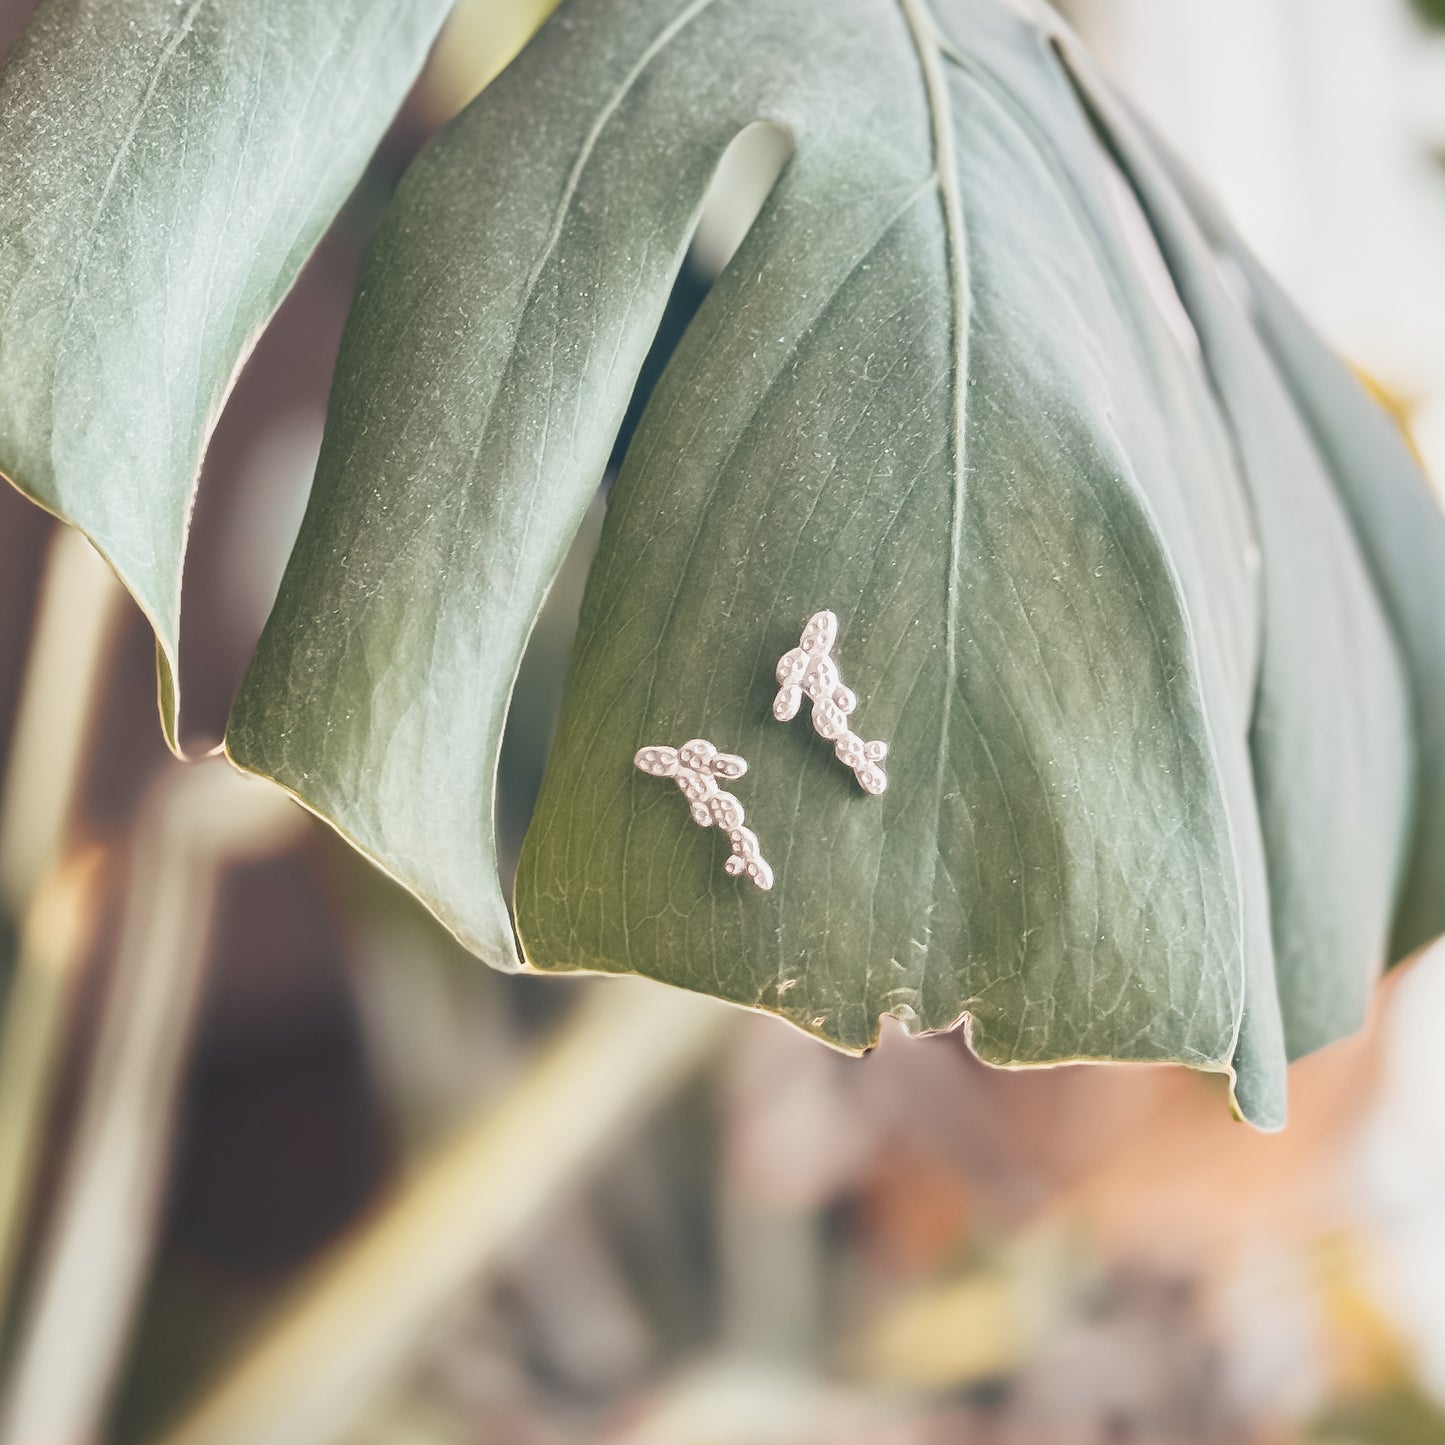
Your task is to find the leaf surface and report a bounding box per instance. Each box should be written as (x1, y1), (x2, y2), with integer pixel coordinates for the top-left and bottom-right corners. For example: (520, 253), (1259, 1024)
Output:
(0, 0), (453, 745)
(226, 0), (1445, 1126)
(1131, 117), (1445, 970)
(1052, 48), (1414, 1083)
(7, 0), (1440, 1127)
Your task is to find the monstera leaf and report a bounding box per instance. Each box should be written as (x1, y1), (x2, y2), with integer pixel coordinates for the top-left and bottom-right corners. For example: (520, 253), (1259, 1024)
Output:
(0, 0), (454, 747)
(4, 0), (1443, 1129)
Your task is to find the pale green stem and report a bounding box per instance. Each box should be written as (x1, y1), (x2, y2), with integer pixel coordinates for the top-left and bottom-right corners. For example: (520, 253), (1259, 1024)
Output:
(153, 980), (731, 1445)
(0, 527), (126, 919)
(0, 526), (126, 1337)
(0, 765), (303, 1445)
(0, 847), (106, 1322)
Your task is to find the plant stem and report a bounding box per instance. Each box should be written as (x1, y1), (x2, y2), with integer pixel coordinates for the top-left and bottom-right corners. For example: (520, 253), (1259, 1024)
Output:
(153, 980), (731, 1445)
(0, 846), (106, 1324)
(0, 765), (302, 1445)
(0, 527), (125, 919)
(0, 527), (125, 1339)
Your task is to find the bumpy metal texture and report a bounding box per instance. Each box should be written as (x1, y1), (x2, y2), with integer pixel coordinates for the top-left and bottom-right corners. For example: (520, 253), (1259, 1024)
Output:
(633, 738), (774, 890)
(773, 611), (888, 794)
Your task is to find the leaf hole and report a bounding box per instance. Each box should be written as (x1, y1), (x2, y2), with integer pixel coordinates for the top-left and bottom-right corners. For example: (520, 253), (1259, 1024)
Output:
(499, 120), (794, 878)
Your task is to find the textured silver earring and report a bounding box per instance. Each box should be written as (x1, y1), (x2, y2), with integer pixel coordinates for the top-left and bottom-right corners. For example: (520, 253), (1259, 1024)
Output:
(773, 610), (889, 794)
(634, 738), (774, 890)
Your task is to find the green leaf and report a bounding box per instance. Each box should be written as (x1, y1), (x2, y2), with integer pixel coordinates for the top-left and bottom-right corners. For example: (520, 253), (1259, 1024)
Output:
(1127, 115), (1445, 970)
(506, 0), (1278, 1110)
(1409, 0), (1445, 30)
(0, 0), (454, 748)
(224, 0), (1445, 1128)
(1050, 50), (1417, 1092)
(8, 0), (1440, 1128)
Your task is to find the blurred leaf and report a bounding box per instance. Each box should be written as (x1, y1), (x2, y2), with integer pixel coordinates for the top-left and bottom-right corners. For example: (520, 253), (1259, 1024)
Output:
(0, 0), (453, 748)
(1311, 1385), (1445, 1445)
(1045, 57), (1426, 1079)
(1124, 122), (1445, 970)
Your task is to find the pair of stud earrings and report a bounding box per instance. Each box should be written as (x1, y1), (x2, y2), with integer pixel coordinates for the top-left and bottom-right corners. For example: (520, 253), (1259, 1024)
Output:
(633, 610), (889, 892)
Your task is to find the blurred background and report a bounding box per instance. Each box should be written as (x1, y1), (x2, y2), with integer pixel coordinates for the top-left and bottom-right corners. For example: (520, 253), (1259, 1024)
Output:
(2, 0), (1444, 1441)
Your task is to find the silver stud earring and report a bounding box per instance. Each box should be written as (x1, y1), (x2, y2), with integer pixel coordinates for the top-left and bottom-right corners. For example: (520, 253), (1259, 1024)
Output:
(634, 738), (774, 890)
(773, 610), (888, 794)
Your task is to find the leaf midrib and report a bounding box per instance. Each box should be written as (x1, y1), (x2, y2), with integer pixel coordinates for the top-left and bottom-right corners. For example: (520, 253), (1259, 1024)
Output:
(897, 0), (973, 990)
(897, 0), (969, 722)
